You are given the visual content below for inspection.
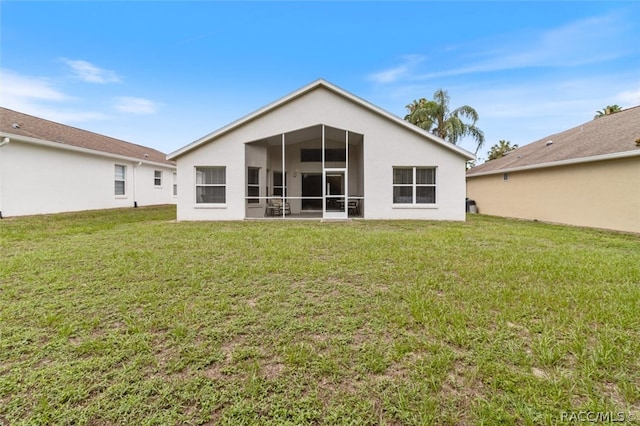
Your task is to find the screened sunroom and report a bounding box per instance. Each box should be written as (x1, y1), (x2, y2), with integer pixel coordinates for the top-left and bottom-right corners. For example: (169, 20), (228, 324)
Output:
(244, 124), (364, 220)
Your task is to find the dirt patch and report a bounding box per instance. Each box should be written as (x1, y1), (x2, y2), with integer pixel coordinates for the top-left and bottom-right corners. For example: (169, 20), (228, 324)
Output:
(261, 361), (285, 380)
(438, 359), (485, 424)
(202, 363), (228, 381)
(531, 367), (549, 380)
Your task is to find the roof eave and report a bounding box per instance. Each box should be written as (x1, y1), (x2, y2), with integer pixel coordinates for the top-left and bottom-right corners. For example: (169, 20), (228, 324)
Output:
(467, 149), (640, 177)
(1, 131), (177, 168)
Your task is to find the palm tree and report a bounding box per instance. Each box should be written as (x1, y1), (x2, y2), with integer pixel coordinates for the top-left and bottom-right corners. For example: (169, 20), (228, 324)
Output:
(487, 140), (518, 161)
(405, 89), (485, 155)
(594, 104), (622, 119)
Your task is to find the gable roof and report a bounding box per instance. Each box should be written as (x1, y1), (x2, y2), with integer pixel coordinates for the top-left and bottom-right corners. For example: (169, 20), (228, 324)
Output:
(467, 105), (640, 177)
(168, 79), (475, 161)
(0, 107), (175, 167)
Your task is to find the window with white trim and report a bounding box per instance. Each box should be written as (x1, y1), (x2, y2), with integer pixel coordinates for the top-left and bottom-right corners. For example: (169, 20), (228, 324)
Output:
(247, 167), (260, 204)
(115, 165), (126, 196)
(273, 171), (287, 197)
(195, 167), (226, 204)
(393, 167), (436, 204)
(154, 170), (162, 187)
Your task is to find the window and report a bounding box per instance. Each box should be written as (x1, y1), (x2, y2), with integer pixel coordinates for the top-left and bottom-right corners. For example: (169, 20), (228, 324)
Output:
(247, 167), (260, 204)
(154, 170), (162, 187)
(115, 165), (126, 196)
(172, 172), (177, 196)
(273, 171), (287, 197)
(393, 167), (436, 204)
(195, 167), (225, 203)
(300, 148), (346, 162)
(503, 173), (509, 181)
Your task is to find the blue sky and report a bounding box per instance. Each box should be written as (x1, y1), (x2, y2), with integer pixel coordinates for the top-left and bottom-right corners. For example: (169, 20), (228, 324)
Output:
(2, 1), (639, 161)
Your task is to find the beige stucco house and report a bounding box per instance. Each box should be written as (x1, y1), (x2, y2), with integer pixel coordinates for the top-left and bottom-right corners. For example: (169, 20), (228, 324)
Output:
(168, 79), (475, 221)
(0, 108), (176, 217)
(466, 105), (640, 233)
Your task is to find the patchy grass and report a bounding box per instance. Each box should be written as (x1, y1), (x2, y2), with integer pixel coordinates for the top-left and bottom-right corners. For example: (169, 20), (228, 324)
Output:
(1, 205), (639, 425)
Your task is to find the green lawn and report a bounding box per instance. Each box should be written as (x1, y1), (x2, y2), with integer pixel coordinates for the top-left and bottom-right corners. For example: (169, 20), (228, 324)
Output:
(1, 205), (639, 425)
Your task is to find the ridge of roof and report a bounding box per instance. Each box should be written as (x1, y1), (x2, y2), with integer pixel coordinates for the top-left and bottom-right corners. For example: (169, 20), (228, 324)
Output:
(467, 105), (640, 176)
(0, 107), (175, 166)
(167, 79), (475, 161)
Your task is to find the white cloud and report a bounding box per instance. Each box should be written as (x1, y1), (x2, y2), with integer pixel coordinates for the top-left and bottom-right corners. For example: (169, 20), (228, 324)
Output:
(369, 12), (633, 84)
(489, 15), (621, 69)
(369, 66), (408, 84)
(615, 88), (640, 107)
(1, 69), (69, 105)
(0, 68), (109, 123)
(114, 97), (161, 115)
(63, 59), (121, 84)
(368, 55), (425, 84)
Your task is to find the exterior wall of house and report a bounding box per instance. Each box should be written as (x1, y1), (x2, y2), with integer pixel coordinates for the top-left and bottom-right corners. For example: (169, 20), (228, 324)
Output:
(362, 122), (467, 221)
(466, 156), (640, 233)
(0, 139), (175, 217)
(175, 87), (469, 221)
(176, 133), (246, 221)
(245, 143), (269, 218)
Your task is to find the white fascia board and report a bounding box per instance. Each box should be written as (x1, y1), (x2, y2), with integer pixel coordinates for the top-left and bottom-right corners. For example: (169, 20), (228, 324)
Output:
(466, 149), (640, 178)
(167, 79), (476, 161)
(0, 131), (176, 169)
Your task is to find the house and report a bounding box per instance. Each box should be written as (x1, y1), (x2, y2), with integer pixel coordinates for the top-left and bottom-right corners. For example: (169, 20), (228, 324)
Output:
(167, 79), (475, 221)
(466, 105), (640, 233)
(0, 108), (176, 218)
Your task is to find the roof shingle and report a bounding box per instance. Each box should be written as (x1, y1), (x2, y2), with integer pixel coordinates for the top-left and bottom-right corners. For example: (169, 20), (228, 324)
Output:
(0, 107), (174, 166)
(467, 105), (640, 176)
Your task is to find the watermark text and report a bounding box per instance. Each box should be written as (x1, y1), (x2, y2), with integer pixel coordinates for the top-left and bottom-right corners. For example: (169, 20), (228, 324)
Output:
(560, 411), (636, 423)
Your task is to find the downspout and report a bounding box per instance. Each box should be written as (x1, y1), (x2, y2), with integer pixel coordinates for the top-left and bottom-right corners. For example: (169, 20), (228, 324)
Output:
(0, 137), (10, 219)
(133, 161), (141, 208)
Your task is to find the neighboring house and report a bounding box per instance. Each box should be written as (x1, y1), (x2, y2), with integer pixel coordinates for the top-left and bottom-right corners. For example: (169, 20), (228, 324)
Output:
(467, 105), (640, 233)
(167, 79), (475, 221)
(0, 108), (177, 218)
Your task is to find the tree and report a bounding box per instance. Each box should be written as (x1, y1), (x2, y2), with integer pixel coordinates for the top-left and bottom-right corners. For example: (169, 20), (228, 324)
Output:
(594, 104), (621, 119)
(405, 89), (485, 155)
(487, 140), (518, 161)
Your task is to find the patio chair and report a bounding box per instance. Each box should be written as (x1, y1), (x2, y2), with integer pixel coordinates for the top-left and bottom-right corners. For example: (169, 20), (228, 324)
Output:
(348, 200), (360, 216)
(266, 200), (282, 217)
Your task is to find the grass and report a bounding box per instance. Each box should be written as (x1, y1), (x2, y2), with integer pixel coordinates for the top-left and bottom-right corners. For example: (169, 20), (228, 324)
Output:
(1, 205), (639, 425)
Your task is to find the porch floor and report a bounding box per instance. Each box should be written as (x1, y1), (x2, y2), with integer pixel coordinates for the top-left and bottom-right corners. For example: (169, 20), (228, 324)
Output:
(247, 211), (362, 220)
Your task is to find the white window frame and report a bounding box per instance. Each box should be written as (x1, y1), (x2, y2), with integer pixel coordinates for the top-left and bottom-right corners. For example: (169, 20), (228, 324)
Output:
(154, 170), (163, 187)
(273, 171), (287, 197)
(115, 164), (126, 196)
(392, 166), (437, 206)
(247, 167), (260, 204)
(195, 166), (226, 205)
